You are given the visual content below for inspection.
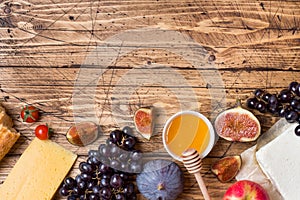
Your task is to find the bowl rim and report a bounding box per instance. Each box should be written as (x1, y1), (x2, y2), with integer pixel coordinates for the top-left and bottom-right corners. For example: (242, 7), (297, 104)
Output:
(162, 110), (216, 161)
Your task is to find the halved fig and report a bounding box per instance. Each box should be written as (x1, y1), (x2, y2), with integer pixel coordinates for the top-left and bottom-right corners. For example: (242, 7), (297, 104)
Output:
(66, 121), (99, 146)
(214, 100), (261, 142)
(134, 107), (153, 140)
(211, 155), (242, 183)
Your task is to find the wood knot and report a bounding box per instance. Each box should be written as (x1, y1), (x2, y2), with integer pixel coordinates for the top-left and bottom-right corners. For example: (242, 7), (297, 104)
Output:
(181, 148), (202, 174)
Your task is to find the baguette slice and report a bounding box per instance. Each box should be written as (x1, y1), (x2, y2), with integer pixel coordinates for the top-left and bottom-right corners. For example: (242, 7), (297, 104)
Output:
(0, 126), (20, 161)
(0, 105), (20, 162)
(0, 111), (13, 128)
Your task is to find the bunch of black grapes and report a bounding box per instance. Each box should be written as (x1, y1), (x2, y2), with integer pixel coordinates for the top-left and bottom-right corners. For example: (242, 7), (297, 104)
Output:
(247, 81), (300, 136)
(60, 127), (142, 200)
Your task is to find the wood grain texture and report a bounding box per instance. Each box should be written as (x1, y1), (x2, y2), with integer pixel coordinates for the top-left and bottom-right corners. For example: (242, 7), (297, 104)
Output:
(0, 0), (299, 199)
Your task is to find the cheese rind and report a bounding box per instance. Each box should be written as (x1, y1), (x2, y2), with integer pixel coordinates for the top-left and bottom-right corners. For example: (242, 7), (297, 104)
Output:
(0, 138), (77, 200)
(256, 124), (299, 199)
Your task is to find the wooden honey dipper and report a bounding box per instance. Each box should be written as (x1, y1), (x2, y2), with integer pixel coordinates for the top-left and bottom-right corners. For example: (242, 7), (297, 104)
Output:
(182, 148), (211, 200)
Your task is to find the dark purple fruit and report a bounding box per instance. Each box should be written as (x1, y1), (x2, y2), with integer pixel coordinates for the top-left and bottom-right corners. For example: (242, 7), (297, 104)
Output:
(295, 125), (300, 136)
(100, 187), (112, 199)
(256, 101), (267, 113)
(268, 95), (279, 106)
(290, 99), (300, 111)
(285, 110), (299, 123)
(247, 97), (258, 109)
(278, 106), (290, 117)
(123, 137), (136, 149)
(262, 93), (272, 102)
(289, 82), (298, 93)
(278, 89), (293, 103)
(296, 84), (300, 97)
(109, 130), (124, 144)
(110, 174), (123, 188)
(136, 159), (183, 200)
(254, 89), (264, 98)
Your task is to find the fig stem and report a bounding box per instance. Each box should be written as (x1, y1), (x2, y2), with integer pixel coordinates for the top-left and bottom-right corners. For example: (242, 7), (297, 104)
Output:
(236, 98), (242, 107)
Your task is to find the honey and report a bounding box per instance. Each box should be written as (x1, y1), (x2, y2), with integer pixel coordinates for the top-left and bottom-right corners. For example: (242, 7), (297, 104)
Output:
(164, 113), (211, 158)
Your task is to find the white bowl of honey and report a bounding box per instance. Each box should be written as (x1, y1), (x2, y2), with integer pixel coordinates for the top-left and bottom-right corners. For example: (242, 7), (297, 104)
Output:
(162, 110), (216, 161)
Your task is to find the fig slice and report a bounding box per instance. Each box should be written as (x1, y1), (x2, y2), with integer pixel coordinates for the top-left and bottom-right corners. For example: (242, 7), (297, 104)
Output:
(211, 155), (242, 183)
(134, 107), (153, 140)
(214, 100), (261, 142)
(66, 121), (99, 146)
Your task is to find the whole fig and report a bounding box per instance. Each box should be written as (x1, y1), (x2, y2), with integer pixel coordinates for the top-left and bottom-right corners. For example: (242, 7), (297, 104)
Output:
(136, 159), (184, 200)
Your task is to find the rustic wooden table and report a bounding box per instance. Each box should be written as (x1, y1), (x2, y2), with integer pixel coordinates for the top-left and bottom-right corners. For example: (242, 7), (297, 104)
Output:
(0, 0), (299, 199)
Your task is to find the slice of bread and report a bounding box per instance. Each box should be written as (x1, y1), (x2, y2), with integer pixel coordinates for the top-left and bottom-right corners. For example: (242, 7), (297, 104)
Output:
(0, 105), (20, 161)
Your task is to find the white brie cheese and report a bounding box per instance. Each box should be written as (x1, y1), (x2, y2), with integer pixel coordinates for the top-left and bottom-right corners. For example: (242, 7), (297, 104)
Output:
(256, 123), (300, 199)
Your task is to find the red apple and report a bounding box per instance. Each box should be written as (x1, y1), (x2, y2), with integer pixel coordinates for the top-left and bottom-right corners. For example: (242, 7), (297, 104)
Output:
(223, 180), (270, 200)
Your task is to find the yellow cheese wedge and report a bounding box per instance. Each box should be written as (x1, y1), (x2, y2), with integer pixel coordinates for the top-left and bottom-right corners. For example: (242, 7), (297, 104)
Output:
(0, 138), (77, 200)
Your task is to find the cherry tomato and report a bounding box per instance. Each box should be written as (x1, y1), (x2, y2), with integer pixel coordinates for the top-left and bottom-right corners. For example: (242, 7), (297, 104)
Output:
(35, 124), (52, 140)
(20, 105), (39, 123)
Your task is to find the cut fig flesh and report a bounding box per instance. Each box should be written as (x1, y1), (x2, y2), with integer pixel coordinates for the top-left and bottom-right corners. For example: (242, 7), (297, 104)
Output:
(134, 107), (153, 140)
(66, 121), (99, 146)
(214, 106), (261, 142)
(211, 155), (242, 183)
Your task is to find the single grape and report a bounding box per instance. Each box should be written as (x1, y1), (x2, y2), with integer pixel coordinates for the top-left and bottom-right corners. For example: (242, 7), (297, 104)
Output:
(73, 186), (84, 195)
(120, 162), (129, 172)
(99, 163), (113, 174)
(119, 173), (129, 181)
(89, 194), (100, 200)
(77, 180), (86, 190)
(131, 150), (142, 161)
(64, 177), (76, 189)
(256, 101), (266, 113)
(79, 194), (85, 200)
(101, 173), (112, 179)
(262, 93), (272, 102)
(110, 130), (124, 144)
(79, 162), (93, 174)
(100, 177), (110, 187)
(87, 179), (97, 190)
(110, 145), (121, 157)
(246, 97), (258, 109)
(122, 126), (133, 136)
(87, 156), (101, 167)
(290, 99), (300, 111)
(115, 193), (126, 200)
(278, 89), (293, 103)
(295, 84), (300, 97)
(268, 94), (279, 106)
(110, 174), (123, 188)
(92, 185), (101, 194)
(88, 150), (99, 158)
(278, 106), (290, 117)
(100, 187), (112, 199)
(254, 89), (264, 98)
(75, 174), (83, 184)
(123, 137), (136, 149)
(106, 138), (115, 145)
(295, 125), (300, 136)
(267, 104), (279, 115)
(130, 161), (142, 173)
(289, 81), (299, 93)
(67, 195), (78, 200)
(119, 152), (130, 162)
(110, 159), (121, 169)
(59, 187), (70, 196)
(81, 173), (92, 182)
(285, 110), (299, 123)
(123, 182), (134, 196)
(99, 144), (111, 157)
